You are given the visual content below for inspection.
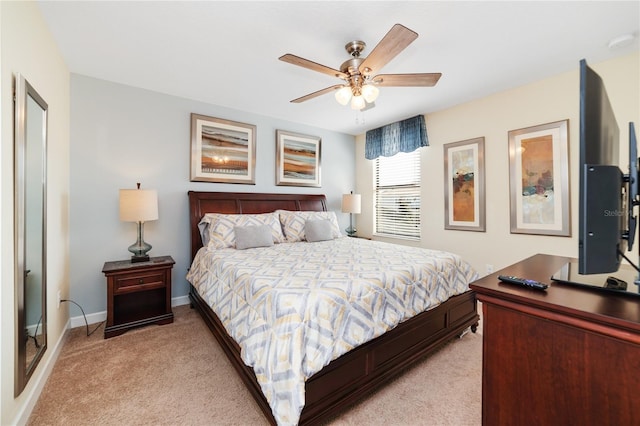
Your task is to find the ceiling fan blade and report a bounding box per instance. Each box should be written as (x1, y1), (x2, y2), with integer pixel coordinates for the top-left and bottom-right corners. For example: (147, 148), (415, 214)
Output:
(359, 24), (418, 76)
(372, 73), (442, 87)
(279, 54), (349, 80)
(290, 85), (344, 103)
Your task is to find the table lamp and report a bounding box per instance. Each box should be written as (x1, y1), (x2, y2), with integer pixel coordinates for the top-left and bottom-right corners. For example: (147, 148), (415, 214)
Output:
(341, 191), (361, 237)
(119, 183), (158, 263)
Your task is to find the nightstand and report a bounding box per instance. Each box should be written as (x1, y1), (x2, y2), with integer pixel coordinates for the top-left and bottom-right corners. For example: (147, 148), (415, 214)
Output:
(102, 255), (175, 339)
(348, 235), (371, 240)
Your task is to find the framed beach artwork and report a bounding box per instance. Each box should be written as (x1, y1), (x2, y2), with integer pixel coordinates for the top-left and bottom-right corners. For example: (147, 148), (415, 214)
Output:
(508, 119), (570, 236)
(190, 113), (256, 184)
(276, 130), (321, 187)
(444, 137), (486, 232)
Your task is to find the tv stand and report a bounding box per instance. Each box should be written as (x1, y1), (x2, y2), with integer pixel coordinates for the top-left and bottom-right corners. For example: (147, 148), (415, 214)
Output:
(470, 254), (640, 425)
(551, 259), (640, 297)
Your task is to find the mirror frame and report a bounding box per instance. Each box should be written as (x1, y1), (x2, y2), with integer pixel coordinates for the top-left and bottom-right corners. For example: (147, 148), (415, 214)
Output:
(14, 73), (48, 396)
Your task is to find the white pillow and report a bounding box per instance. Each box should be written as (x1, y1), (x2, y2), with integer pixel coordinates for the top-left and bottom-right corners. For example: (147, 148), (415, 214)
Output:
(197, 220), (211, 246)
(200, 212), (285, 249)
(277, 210), (342, 242)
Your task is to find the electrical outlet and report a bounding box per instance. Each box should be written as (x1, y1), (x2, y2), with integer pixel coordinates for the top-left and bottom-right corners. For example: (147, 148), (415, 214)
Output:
(57, 290), (61, 308)
(486, 264), (494, 275)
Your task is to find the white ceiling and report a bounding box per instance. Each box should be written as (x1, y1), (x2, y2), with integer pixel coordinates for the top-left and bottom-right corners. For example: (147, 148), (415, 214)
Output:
(37, 1), (639, 136)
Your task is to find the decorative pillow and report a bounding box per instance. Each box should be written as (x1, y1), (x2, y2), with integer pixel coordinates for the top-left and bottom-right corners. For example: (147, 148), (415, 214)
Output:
(197, 220), (211, 246)
(277, 210), (342, 242)
(304, 219), (334, 242)
(200, 212), (286, 249)
(234, 225), (274, 249)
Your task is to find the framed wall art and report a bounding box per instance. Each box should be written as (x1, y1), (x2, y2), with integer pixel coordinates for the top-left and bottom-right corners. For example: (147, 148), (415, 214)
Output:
(508, 119), (570, 236)
(444, 137), (486, 232)
(190, 113), (256, 184)
(276, 130), (321, 187)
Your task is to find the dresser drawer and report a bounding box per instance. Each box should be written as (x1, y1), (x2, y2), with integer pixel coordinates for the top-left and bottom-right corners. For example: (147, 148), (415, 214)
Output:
(114, 271), (165, 294)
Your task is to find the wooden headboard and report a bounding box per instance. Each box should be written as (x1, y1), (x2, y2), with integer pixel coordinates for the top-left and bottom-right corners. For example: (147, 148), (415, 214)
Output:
(188, 191), (327, 260)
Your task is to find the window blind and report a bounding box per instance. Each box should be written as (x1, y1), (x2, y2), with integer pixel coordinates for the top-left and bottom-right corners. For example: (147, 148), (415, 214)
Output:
(375, 150), (421, 239)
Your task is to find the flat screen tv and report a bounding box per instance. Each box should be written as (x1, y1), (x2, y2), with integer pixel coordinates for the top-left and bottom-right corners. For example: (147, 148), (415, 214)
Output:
(579, 58), (623, 274)
(551, 59), (639, 296)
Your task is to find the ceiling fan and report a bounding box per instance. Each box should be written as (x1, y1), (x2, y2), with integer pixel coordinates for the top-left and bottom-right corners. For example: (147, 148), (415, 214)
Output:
(279, 23), (442, 111)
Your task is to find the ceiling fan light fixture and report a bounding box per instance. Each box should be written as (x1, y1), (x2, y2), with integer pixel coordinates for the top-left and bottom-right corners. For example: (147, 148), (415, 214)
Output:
(350, 95), (365, 110)
(335, 86), (352, 105)
(361, 84), (379, 103)
(280, 24), (441, 110)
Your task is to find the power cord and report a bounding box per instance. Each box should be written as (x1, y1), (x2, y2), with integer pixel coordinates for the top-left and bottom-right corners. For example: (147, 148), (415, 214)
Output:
(618, 249), (640, 274)
(26, 315), (43, 348)
(61, 299), (104, 337)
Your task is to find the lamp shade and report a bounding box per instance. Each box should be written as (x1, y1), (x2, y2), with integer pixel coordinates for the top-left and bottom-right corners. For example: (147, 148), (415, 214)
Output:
(350, 95), (366, 110)
(361, 84), (379, 103)
(335, 86), (352, 105)
(341, 193), (361, 214)
(119, 188), (158, 222)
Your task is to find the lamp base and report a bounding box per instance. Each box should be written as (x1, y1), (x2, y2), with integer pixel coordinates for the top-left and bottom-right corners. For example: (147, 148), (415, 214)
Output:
(345, 226), (357, 237)
(130, 254), (150, 263)
(128, 222), (152, 263)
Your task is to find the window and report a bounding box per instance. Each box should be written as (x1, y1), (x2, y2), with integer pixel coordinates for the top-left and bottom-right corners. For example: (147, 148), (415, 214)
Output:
(374, 150), (421, 239)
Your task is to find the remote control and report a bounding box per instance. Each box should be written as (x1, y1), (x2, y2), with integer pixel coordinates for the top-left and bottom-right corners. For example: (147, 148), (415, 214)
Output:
(498, 275), (549, 291)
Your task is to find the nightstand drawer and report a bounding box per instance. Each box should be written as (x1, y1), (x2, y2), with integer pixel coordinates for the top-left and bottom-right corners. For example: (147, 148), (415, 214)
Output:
(114, 271), (165, 294)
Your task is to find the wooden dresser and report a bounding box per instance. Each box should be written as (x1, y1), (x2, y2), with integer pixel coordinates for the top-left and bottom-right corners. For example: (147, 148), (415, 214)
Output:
(470, 254), (640, 425)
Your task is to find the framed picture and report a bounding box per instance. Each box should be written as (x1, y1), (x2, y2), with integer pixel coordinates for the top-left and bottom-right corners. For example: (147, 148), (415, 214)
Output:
(444, 137), (486, 232)
(508, 119), (570, 236)
(276, 130), (321, 187)
(190, 113), (256, 184)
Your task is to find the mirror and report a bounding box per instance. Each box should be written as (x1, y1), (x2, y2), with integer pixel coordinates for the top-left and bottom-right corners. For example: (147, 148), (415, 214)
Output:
(14, 74), (47, 396)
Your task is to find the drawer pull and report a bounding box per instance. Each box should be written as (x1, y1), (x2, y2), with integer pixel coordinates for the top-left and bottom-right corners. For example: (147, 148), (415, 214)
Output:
(139, 278), (144, 284)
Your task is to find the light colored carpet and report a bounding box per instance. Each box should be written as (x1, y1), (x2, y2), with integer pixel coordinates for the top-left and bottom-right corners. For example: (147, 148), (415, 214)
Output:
(28, 304), (482, 426)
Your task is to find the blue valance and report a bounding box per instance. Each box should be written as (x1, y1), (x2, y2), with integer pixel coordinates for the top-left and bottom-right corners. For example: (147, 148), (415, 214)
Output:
(365, 114), (429, 160)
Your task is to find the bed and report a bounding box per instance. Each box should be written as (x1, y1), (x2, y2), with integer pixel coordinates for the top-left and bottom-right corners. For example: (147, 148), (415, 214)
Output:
(186, 191), (479, 425)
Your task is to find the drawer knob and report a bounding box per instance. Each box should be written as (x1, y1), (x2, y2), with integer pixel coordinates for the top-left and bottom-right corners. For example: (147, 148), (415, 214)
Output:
(139, 278), (143, 284)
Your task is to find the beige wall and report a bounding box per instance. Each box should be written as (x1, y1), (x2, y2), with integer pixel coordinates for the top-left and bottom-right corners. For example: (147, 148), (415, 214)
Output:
(1, 2), (70, 424)
(0, 3), (636, 422)
(356, 52), (640, 276)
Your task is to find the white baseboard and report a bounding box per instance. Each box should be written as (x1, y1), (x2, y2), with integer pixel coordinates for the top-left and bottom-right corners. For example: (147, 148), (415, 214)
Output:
(15, 294), (192, 424)
(25, 322), (44, 337)
(172, 294), (190, 307)
(69, 294), (191, 327)
(69, 309), (106, 329)
(13, 318), (70, 426)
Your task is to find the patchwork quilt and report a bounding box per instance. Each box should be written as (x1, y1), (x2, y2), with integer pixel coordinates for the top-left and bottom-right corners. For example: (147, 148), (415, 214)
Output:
(186, 237), (478, 425)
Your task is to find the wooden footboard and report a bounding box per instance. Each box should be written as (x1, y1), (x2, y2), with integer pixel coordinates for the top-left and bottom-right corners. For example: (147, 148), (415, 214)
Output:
(189, 284), (478, 425)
